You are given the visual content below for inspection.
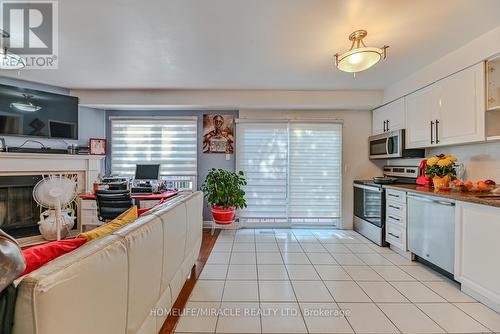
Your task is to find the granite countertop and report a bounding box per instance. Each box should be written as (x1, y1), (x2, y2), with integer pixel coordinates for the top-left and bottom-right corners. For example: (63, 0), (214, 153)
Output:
(384, 184), (500, 208)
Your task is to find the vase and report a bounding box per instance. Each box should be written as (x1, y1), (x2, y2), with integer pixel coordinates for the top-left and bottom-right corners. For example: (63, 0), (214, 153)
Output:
(432, 175), (451, 192)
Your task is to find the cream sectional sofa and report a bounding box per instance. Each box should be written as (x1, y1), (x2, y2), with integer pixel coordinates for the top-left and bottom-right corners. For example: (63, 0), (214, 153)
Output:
(13, 191), (203, 334)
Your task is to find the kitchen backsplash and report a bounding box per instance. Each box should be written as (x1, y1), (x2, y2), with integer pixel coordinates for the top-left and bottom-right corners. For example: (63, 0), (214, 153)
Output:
(387, 141), (500, 182)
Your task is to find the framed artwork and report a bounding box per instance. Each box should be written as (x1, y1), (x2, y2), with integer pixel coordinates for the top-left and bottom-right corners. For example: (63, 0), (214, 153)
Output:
(89, 138), (106, 155)
(203, 114), (234, 153)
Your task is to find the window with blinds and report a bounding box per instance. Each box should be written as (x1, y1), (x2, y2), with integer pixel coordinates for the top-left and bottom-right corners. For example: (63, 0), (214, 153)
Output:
(236, 121), (342, 227)
(110, 117), (198, 190)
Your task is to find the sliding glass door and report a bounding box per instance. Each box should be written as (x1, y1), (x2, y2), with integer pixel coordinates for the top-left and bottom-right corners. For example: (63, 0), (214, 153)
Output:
(236, 121), (342, 227)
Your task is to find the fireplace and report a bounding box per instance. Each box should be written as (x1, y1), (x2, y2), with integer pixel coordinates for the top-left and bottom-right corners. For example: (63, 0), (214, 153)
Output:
(0, 175), (79, 238)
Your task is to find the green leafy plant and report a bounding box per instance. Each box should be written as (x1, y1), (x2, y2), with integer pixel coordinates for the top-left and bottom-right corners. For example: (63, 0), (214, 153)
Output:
(201, 168), (247, 209)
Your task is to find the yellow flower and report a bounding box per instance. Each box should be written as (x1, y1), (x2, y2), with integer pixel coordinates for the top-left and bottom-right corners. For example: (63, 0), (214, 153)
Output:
(437, 158), (452, 167)
(447, 155), (457, 162)
(427, 157), (439, 166)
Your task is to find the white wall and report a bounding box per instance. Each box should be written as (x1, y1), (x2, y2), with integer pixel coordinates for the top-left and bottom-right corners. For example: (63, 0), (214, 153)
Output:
(384, 25), (500, 103)
(238, 109), (380, 229)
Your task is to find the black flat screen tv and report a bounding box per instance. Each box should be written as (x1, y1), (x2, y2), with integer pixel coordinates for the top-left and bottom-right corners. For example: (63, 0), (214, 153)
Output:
(0, 84), (79, 140)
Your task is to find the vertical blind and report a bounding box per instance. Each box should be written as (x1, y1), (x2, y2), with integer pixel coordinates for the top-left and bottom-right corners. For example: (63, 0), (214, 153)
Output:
(236, 121), (342, 226)
(110, 118), (198, 182)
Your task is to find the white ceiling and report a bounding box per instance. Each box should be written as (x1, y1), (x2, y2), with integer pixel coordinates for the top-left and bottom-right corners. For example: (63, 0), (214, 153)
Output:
(3, 0), (500, 90)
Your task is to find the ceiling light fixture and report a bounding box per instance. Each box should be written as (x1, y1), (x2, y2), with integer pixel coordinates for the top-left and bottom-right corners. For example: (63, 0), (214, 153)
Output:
(10, 94), (42, 112)
(334, 30), (388, 74)
(0, 29), (25, 70)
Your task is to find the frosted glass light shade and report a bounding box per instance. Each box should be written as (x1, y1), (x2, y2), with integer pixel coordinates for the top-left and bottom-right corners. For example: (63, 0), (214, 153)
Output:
(335, 47), (385, 73)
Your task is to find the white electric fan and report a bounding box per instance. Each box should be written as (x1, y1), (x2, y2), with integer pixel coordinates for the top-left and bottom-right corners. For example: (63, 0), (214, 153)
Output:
(33, 174), (78, 241)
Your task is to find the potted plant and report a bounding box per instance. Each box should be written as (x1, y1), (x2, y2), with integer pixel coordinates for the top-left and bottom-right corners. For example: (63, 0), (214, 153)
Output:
(201, 168), (247, 224)
(425, 154), (458, 191)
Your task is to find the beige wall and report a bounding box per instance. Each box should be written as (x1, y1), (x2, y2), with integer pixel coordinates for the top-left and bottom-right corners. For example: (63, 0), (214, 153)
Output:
(238, 109), (380, 229)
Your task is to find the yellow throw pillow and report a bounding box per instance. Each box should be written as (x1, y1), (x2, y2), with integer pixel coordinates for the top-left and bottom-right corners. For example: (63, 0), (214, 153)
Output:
(79, 206), (138, 241)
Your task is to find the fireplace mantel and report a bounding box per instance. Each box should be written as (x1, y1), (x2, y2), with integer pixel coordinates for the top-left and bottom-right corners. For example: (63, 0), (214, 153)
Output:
(0, 152), (104, 192)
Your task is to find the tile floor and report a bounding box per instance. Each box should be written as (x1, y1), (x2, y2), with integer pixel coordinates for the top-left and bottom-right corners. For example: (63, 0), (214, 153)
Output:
(174, 229), (500, 334)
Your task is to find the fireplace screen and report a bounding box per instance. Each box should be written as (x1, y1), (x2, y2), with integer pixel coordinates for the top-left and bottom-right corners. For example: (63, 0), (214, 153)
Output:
(0, 175), (78, 239)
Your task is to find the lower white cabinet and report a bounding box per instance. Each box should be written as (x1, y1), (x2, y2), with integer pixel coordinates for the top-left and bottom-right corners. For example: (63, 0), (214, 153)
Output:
(385, 189), (407, 252)
(455, 201), (500, 312)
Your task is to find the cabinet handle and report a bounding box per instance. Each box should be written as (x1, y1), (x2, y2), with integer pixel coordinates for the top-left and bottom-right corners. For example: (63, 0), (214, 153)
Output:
(383, 120), (386, 132)
(389, 215), (400, 221)
(388, 193), (399, 198)
(435, 120), (440, 144)
(430, 121), (434, 144)
(386, 119), (390, 131)
(388, 232), (400, 239)
(388, 205), (400, 210)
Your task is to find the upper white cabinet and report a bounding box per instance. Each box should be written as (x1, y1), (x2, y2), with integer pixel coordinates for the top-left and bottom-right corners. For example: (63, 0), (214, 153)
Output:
(372, 98), (405, 135)
(405, 62), (485, 148)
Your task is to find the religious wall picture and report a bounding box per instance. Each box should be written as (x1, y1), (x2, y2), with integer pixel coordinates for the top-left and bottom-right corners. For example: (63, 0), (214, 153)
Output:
(203, 114), (234, 153)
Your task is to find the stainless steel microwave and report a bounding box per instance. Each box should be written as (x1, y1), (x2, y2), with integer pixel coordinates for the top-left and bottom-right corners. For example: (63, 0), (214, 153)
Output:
(369, 129), (424, 160)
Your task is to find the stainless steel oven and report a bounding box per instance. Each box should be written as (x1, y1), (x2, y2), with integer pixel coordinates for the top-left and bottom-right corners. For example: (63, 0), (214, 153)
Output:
(369, 129), (424, 160)
(353, 181), (386, 246)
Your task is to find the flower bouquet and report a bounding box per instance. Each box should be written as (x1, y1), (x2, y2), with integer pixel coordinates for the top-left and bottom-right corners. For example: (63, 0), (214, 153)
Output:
(424, 154), (457, 191)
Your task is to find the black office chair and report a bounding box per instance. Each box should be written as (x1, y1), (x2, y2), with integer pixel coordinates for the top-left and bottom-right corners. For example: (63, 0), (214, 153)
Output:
(95, 189), (133, 222)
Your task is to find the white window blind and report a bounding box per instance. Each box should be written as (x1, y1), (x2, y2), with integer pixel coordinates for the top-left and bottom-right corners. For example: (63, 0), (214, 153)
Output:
(236, 123), (288, 222)
(110, 118), (197, 189)
(289, 123), (342, 225)
(236, 121), (342, 227)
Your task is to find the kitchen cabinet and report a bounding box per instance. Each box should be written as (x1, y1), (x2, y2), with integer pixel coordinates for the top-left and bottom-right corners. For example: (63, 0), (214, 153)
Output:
(385, 189), (407, 252)
(372, 98), (405, 135)
(405, 62), (485, 148)
(455, 201), (500, 313)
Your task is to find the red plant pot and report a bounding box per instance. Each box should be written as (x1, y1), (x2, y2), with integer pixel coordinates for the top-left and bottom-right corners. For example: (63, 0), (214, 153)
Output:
(211, 206), (235, 225)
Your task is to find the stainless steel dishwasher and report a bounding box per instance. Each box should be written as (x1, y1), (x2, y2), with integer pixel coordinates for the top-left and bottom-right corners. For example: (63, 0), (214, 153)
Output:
(407, 193), (455, 274)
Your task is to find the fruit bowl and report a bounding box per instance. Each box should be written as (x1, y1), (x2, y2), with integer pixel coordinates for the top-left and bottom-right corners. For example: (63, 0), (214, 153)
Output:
(452, 179), (496, 192)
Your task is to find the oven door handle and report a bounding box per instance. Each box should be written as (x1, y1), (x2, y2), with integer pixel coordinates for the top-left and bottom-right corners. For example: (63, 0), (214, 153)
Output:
(353, 184), (383, 192)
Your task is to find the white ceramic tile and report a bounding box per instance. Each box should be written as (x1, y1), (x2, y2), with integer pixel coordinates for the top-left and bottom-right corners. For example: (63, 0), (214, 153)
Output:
(399, 265), (445, 281)
(216, 235), (235, 243)
(216, 302), (261, 333)
(299, 242), (328, 253)
(199, 264), (228, 280)
(300, 302), (354, 333)
(370, 265), (416, 281)
(455, 302), (500, 332)
(278, 242), (304, 253)
(175, 301), (219, 333)
(260, 302), (308, 333)
(382, 253), (417, 265)
(212, 242), (233, 252)
(282, 252), (311, 264)
(207, 252), (231, 264)
(423, 280), (477, 302)
(324, 243), (352, 253)
(315, 265), (352, 281)
(367, 244), (396, 254)
(294, 235), (319, 242)
(390, 281), (447, 302)
(259, 280), (297, 302)
(234, 235), (255, 243)
(257, 264), (289, 280)
(306, 252), (338, 265)
(231, 242), (256, 252)
(286, 264), (321, 280)
(339, 302), (399, 333)
(222, 280), (259, 302)
(357, 281), (409, 302)
(378, 303), (445, 334)
(324, 281), (371, 302)
(292, 280), (334, 302)
(344, 243), (375, 253)
(331, 253), (365, 265)
(356, 253), (395, 266)
(339, 236), (364, 244)
(190, 280), (225, 301)
(236, 229), (254, 235)
(317, 236), (344, 244)
(342, 265), (384, 281)
(226, 264), (257, 280)
(256, 242), (280, 252)
(417, 303), (490, 333)
(255, 234), (277, 243)
(229, 252), (256, 265)
(256, 251), (283, 264)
